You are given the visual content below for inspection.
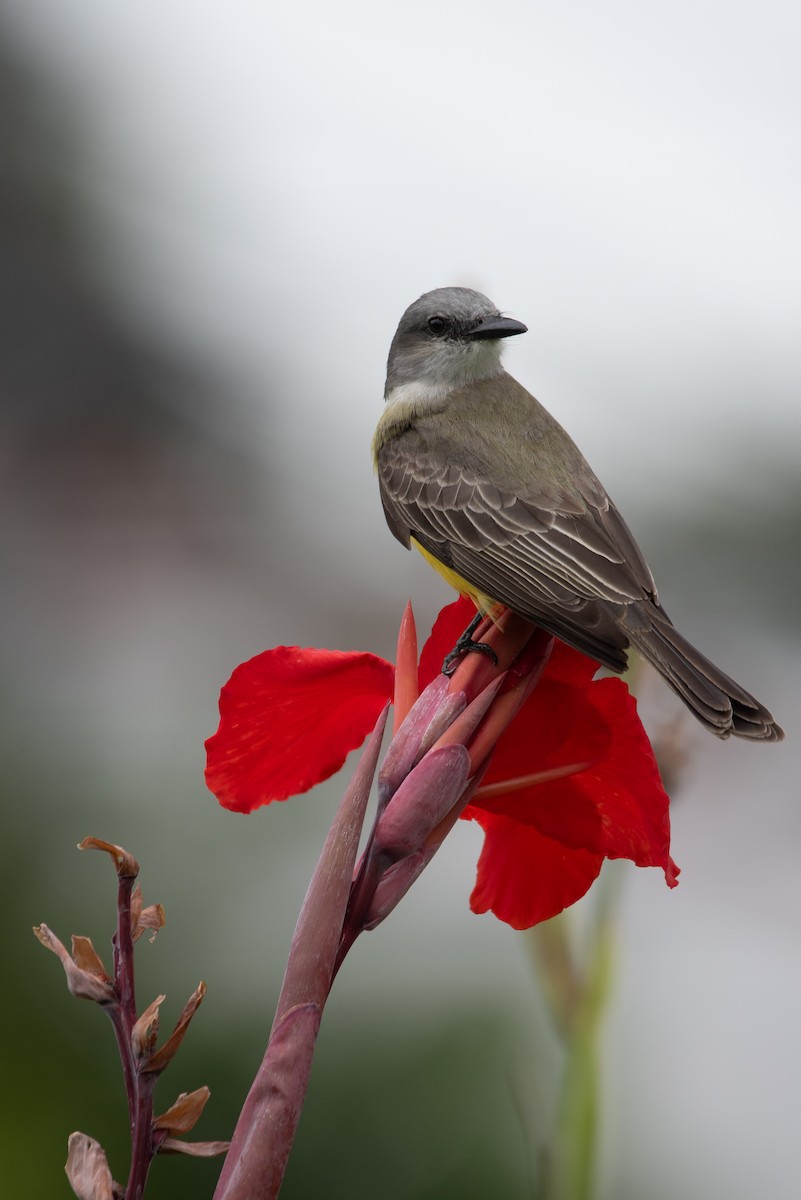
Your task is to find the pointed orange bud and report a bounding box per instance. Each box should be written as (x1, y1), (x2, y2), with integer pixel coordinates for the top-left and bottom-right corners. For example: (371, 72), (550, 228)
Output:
(392, 601), (419, 733)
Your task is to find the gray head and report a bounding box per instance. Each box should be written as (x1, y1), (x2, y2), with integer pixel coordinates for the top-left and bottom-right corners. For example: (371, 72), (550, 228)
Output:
(385, 287), (527, 397)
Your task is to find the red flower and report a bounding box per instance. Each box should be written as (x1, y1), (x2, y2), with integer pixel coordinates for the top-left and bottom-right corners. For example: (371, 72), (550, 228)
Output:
(206, 598), (677, 928)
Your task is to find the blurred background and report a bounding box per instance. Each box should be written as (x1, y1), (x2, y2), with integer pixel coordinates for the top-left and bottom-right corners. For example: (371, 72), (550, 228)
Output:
(1, 1), (799, 1196)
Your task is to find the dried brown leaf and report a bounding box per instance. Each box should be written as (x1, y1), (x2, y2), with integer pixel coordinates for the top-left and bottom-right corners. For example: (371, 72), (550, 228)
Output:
(134, 903), (166, 944)
(129, 883), (143, 933)
(34, 925), (115, 1004)
(78, 838), (139, 879)
(65, 1132), (117, 1200)
(128, 883), (165, 942)
(153, 1086), (210, 1134)
(159, 1137), (230, 1157)
(132, 994), (166, 1060)
(144, 981), (206, 1074)
(71, 936), (110, 982)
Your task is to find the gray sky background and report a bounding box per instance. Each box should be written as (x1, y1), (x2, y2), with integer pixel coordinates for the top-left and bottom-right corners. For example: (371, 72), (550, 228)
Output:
(7, 0), (801, 479)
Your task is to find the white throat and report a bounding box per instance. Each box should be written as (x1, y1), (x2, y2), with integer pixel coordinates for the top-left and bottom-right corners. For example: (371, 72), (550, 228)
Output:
(383, 377), (450, 415)
(384, 338), (505, 413)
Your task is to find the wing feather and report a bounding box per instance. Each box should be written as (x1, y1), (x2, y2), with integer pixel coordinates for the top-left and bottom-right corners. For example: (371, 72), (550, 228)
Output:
(376, 438), (658, 672)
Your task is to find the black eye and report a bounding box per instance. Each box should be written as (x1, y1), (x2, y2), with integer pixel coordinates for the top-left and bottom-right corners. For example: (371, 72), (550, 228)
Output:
(427, 316), (447, 335)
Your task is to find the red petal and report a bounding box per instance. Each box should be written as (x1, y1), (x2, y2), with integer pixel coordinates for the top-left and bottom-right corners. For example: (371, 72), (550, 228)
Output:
(418, 596), (477, 689)
(480, 671), (611, 792)
(205, 647), (394, 812)
(473, 646), (677, 885)
(536, 637), (600, 686)
(469, 808), (604, 928)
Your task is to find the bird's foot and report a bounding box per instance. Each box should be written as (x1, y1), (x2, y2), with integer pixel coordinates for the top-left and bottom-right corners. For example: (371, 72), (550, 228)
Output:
(442, 613), (499, 676)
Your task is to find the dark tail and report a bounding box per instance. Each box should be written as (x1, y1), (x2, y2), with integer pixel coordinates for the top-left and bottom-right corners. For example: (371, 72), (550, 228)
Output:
(626, 616), (783, 742)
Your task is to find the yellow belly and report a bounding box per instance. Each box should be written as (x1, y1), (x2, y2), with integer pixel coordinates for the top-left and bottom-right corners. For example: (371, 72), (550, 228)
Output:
(411, 538), (503, 619)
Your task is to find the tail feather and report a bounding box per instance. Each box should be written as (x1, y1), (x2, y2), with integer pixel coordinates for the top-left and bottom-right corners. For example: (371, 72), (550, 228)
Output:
(626, 617), (784, 742)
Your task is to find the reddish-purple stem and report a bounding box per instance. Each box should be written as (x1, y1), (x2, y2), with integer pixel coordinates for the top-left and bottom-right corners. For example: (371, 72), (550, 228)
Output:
(213, 704), (389, 1200)
(113, 875), (137, 1028)
(106, 871), (159, 1198)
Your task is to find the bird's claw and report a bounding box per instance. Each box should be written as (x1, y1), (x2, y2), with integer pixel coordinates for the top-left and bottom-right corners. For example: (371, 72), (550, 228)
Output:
(442, 633), (499, 676)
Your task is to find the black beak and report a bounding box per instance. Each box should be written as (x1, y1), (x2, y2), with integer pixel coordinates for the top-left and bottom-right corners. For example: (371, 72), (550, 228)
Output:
(464, 315), (528, 341)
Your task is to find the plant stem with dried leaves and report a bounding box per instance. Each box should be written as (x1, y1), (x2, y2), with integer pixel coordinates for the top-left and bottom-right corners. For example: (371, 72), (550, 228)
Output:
(34, 837), (227, 1200)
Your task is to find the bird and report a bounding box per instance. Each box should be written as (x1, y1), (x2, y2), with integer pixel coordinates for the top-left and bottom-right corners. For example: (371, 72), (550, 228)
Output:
(372, 286), (783, 742)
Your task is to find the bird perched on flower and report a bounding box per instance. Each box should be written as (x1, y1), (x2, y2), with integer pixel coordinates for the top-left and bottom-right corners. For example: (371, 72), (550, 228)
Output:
(373, 286), (783, 742)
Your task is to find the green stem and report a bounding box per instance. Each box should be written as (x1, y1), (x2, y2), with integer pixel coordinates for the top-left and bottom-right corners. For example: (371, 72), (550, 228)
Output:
(530, 868), (621, 1200)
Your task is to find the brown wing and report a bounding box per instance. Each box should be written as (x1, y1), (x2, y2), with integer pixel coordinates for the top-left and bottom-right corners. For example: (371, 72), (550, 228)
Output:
(377, 437), (661, 672)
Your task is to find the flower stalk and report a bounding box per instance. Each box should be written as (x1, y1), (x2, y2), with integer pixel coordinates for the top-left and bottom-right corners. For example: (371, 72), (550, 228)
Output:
(213, 703), (389, 1200)
(202, 595), (677, 1196)
(214, 607), (559, 1198)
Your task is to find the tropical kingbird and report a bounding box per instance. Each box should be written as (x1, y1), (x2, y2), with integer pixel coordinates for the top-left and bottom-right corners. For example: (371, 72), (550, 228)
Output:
(373, 286), (782, 741)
